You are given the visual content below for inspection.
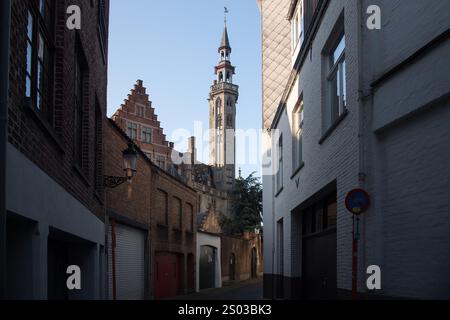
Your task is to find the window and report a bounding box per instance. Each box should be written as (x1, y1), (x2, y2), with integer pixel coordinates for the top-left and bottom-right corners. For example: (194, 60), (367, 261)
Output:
(277, 219), (284, 277)
(156, 155), (166, 170)
(291, 0), (304, 51)
(26, 0), (55, 123)
(292, 99), (304, 172)
(173, 197), (182, 230)
(127, 122), (137, 139)
(276, 135), (283, 194)
(186, 203), (194, 232)
(157, 189), (169, 225)
(142, 127), (152, 143)
(74, 41), (88, 168)
(302, 195), (337, 237)
(94, 100), (103, 192)
(216, 98), (223, 130)
(327, 34), (347, 128)
(98, 0), (108, 61)
(136, 106), (145, 117)
(226, 114), (233, 128)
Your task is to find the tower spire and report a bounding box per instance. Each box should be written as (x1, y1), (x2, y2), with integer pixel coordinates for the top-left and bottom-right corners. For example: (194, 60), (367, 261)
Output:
(224, 7), (228, 26)
(208, 17), (239, 192)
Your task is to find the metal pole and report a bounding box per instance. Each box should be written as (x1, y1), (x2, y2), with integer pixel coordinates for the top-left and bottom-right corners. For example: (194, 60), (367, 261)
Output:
(0, 0), (12, 300)
(352, 216), (358, 300)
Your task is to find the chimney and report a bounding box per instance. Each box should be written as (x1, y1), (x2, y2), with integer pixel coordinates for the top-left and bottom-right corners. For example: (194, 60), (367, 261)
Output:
(187, 136), (196, 164)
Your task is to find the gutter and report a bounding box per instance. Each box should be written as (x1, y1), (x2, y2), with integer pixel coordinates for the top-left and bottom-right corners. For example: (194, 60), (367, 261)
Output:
(0, 0), (11, 299)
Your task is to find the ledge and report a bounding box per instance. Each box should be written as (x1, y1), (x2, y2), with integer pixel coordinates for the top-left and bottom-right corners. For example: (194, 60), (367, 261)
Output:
(290, 162), (305, 180)
(275, 187), (284, 198)
(94, 190), (104, 205)
(319, 109), (349, 145)
(24, 98), (65, 154)
(73, 164), (91, 187)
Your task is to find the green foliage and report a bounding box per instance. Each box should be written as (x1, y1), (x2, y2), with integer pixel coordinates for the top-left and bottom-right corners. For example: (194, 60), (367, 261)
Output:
(221, 172), (263, 235)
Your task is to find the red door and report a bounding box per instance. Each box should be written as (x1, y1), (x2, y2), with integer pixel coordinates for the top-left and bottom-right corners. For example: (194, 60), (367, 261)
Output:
(155, 252), (184, 300)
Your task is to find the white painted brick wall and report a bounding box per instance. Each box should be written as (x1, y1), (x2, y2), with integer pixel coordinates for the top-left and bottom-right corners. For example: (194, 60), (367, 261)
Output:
(264, 0), (361, 291)
(262, 0), (450, 298)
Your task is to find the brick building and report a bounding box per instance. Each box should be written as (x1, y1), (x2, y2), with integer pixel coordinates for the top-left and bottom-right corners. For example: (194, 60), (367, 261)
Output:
(105, 119), (197, 300)
(197, 210), (263, 290)
(3, 0), (110, 299)
(111, 80), (177, 172)
(220, 232), (263, 283)
(260, 0), (450, 299)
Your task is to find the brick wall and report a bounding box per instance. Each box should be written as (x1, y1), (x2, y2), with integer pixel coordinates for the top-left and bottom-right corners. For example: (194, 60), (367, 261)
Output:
(104, 119), (152, 225)
(105, 119), (198, 297)
(8, 0), (110, 220)
(221, 233), (263, 282)
(263, 0), (361, 297)
(111, 80), (175, 170)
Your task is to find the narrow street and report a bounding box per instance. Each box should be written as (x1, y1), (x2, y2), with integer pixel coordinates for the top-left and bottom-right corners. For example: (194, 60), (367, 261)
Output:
(175, 279), (263, 300)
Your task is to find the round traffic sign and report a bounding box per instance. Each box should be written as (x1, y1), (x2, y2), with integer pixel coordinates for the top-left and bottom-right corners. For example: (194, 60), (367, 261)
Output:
(345, 189), (370, 215)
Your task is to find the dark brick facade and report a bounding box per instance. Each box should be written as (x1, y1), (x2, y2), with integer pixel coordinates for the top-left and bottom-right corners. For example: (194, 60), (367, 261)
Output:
(221, 233), (263, 283)
(8, 0), (109, 220)
(111, 80), (176, 172)
(105, 119), (197, 298)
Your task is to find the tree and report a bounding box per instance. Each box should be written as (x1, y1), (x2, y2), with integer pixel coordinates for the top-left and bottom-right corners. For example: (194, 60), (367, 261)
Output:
(221, 172), (262, 235)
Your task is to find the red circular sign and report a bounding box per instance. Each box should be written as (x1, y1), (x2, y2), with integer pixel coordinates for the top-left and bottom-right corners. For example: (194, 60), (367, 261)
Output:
(345, 189), (371, 215)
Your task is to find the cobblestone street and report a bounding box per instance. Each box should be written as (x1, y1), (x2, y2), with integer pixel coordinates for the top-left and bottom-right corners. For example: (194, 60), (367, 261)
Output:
(175, 279), (263, 300)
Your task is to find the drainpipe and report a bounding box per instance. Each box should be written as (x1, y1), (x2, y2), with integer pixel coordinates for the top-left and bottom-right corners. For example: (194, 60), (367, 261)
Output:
(356, 0), (371, 295)
(0, 0), (11, 300)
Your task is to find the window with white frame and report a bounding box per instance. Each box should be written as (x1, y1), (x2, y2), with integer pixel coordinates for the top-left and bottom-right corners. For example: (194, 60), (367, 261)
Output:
(156, 155), (166, 170)
(292, 99), (304, 171)
(276, 134), (283, 194)
(327, 34), (347, 128)
(127, 122), (137, 139)
(291, 0), (304, 52)
(142, 127), (152, 143)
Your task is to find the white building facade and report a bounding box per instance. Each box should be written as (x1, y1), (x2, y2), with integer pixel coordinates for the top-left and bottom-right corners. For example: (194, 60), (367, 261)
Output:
(260, 0), (450, 299)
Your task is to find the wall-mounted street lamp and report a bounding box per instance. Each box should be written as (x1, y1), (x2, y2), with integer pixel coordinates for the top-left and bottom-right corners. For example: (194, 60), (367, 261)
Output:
(104, 143), (138, 188)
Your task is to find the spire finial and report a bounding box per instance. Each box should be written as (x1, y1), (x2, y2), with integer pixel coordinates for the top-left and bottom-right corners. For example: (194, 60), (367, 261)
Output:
(224, 7), (229, 26)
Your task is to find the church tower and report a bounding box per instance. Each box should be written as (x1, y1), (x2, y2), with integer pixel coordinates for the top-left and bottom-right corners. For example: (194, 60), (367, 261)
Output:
(209, 23), (239, 192)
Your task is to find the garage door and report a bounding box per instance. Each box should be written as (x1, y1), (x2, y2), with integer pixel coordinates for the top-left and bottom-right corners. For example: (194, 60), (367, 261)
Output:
(378, 104), (450, 298)
(108, 221), (146, 300)
(302, 198), (337, 299)
(155, 252), (184, 300)
(199, 245), (216, 290)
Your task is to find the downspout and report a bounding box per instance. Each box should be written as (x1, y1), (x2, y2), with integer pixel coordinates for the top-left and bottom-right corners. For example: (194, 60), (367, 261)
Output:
(0, 0), (11, 300)
(356, 0), (369, 294)
(271, 131), (276, 299)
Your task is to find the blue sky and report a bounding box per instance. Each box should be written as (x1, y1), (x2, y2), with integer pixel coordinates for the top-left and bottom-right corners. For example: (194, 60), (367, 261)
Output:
(107, 0), (262, 178)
